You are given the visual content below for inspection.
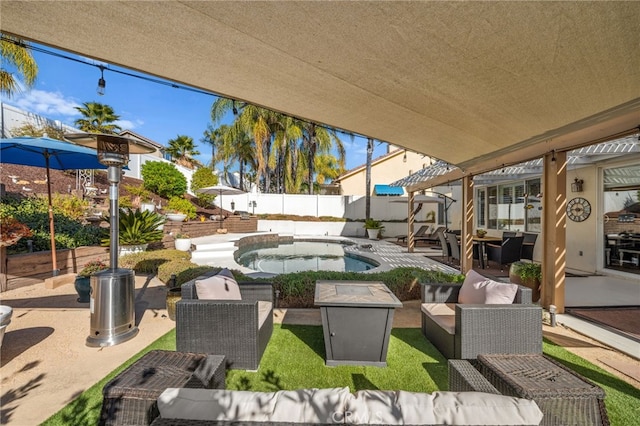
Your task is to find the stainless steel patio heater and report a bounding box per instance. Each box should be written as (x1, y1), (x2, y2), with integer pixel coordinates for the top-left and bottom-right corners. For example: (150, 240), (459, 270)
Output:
(65, 133), (155, 347)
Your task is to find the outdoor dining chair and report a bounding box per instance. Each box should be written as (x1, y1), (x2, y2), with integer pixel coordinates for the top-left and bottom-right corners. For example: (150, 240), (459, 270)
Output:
(521, 232), (538, 261)
(446, 232), (461, 265)
(438, 230), (450, 263)
(486, 236), (524, 271)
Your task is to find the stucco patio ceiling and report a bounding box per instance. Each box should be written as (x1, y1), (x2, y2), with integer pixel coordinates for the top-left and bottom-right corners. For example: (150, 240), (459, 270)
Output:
(2, 1), (639, 174)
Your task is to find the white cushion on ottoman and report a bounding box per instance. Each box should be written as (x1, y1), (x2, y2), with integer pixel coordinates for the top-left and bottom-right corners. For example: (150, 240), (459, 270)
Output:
(432, 391), (543, 425)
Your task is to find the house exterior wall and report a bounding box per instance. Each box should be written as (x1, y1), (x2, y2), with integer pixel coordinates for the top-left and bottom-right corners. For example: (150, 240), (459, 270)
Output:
(337, 151), (428, 196)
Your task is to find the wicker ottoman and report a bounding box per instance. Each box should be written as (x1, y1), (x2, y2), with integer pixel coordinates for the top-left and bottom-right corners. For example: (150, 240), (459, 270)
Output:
(99, 350), (225, 426)
(476, 354), (609, 426)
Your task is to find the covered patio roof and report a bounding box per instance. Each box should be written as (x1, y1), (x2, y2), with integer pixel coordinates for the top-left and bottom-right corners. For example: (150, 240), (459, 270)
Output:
(391, 134), (640, 189)
(1, 1), (639, 173)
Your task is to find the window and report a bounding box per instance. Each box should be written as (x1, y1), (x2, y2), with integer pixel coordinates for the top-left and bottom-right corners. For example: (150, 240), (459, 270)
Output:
(525, 179), (541, 232)
(488, 186), (498, 229)
(476, 188), (486, 228)
(482, 178), (540, 232)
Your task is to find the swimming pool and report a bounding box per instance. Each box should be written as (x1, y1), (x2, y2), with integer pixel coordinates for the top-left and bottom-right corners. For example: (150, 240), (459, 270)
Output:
(234, 240), (378, 274)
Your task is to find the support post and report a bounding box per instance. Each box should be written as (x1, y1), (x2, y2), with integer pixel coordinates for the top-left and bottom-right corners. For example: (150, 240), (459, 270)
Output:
(461, 176), (474, 273)
(541, 150), (567, 313)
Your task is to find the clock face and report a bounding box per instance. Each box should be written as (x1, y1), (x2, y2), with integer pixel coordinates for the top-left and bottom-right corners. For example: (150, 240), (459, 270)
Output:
(566, 197), (591, 222)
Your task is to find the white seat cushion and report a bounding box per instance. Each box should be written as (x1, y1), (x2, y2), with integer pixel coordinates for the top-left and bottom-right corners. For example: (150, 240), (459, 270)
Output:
(431, 391), (543, 425)
(158, 387), (351, 423)
(421, 303), (456, 334)
(345, 389), (437, 425)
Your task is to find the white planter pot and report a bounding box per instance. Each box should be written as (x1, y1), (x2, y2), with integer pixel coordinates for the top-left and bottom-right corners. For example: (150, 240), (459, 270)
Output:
(140, 203), (155, 213)
(119, 243), (148, 257)
(166, 213), (187, 222)
(367, 229), (380, 240)
(174, 238), (192, 252)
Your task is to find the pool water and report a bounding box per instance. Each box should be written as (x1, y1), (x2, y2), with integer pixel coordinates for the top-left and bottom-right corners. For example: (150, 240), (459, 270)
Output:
(235, 241), (378, 274)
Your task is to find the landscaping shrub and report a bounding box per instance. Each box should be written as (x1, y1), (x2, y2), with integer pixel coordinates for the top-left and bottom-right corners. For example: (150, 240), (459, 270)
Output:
(166, 196), (197, 219)
(141, 161), (187, 199)
(190, 167), (218, 207)
(119, 249), (191, 274)
(272, 267), (464, 308)
(0, 194), (102, 253)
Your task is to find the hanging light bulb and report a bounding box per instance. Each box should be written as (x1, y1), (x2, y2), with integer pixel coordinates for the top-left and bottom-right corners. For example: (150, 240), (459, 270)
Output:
(232, 100), (238, 115)
(97, 65), (106, 96)
(403, 150), (407, 163)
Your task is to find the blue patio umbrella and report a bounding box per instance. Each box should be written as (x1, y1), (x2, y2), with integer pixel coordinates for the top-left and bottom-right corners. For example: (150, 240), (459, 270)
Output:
(0, 136), (108, 276)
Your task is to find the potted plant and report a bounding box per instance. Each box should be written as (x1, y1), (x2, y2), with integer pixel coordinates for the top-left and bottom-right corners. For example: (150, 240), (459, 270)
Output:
(165, 197), (197, 222)
(75, 259), (108, 302)
(102, 209), (165, 256)
(174, 233), (192, 252)
(165, 210), (187, 222)
(476, 228), (487, 238)
(509, 261), (542, 302)
(363, 218), (385, 240)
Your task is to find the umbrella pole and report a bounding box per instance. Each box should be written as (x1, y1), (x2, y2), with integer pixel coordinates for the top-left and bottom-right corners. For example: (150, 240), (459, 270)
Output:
(45, 155), (59, 276)
(219, 191), (223, 229)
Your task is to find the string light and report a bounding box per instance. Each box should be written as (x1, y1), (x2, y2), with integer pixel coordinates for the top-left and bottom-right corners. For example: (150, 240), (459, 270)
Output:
(97, 65), (106, 96)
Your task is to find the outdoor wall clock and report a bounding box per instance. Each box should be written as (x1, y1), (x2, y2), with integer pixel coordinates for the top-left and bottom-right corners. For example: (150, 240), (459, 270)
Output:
(566, 197), (591, 222)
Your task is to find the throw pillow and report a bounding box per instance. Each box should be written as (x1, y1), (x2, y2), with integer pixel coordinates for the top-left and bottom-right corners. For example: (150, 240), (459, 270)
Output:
(482, 280), (518, 304)
(458, 269), (487, 304)
(195, 268), (241, 300)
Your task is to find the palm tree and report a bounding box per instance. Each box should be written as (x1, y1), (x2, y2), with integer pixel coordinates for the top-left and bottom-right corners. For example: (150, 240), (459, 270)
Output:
(297, 122), (345, 195)
(166, 134), (201, 169)
(211, 99), (278, 192)
(0, 34), (38, 98)
(218, 123), (257, 191)
(201, 124), (228, 169)
(74, 102), (122, 134)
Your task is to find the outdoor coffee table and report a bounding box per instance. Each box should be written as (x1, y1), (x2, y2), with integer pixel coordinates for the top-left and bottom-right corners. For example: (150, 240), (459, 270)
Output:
(476, 353), (609, 426)
(100, 350), (226, 425)
(314, 280), (402, 367)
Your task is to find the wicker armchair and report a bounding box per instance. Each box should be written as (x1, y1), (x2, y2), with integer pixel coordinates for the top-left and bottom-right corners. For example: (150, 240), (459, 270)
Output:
(176, 278), (273, 370)
(420, 282), (542, 359)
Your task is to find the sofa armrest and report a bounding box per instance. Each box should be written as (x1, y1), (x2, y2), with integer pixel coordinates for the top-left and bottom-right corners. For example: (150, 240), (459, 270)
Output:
(513, 284), (532, 304)
(454, 304), (543, 359)
(421, 283), (461, 303)
(239, 282), (274, 304)
(181, 279), (273, 303)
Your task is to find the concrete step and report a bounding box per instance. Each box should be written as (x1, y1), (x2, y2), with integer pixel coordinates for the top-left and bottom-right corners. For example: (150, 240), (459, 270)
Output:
(193, 241), (236, 252)
(190, 250), (235, 261)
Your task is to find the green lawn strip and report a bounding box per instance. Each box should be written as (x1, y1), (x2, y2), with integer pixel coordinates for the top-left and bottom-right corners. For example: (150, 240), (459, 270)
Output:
(226, 326), (447, 393)
(42, 326), (638, 425)
(542, 339), (640, 426)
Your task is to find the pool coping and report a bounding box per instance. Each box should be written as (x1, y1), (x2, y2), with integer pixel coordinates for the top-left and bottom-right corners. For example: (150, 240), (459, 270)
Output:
(190, 232), (460, 278)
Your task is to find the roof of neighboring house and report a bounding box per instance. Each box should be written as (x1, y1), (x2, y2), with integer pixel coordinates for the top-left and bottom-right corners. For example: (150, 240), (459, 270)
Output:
(119, 130), (164, 151)
(334, 148), (403, 182)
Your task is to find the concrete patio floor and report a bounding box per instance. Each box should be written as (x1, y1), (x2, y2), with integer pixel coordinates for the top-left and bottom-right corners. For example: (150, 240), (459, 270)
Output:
(0, 236), (638, 424)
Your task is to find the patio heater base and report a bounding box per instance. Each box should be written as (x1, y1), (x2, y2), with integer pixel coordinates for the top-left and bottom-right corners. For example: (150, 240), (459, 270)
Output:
(86, 268), (139, 347)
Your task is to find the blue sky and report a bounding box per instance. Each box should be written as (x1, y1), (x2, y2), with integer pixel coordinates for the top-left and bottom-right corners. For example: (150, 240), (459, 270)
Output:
(2, 41), (390, 173)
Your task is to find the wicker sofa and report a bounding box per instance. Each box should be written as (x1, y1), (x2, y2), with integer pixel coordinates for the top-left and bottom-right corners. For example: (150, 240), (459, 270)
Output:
(176, 274), (273, 370)
(420, 271), (542, 359)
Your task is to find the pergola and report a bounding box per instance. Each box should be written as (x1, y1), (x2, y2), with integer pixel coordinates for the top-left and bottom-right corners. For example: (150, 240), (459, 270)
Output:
(2, 1), (639, 311)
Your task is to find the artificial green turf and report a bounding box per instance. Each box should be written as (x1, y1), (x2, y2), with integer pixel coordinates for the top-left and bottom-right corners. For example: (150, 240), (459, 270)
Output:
(42, 325), (640, 426)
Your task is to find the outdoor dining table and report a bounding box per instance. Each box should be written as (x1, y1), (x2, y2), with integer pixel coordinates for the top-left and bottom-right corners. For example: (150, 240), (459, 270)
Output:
(471, 236), (502, 269)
